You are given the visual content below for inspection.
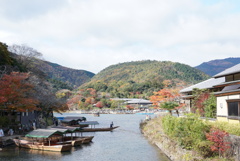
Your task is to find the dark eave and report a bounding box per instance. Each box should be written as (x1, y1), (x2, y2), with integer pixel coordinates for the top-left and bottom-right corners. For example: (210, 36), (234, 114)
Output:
(215, 89), (240, 97)
(213, 80), (240, 88)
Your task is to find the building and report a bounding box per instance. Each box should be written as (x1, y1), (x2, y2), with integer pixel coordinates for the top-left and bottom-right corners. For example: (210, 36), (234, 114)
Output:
(180, 63), (240, 123)
(213, 64), (240, 123)
(110, 98), (153, 109)
(180, 77), (224, 112)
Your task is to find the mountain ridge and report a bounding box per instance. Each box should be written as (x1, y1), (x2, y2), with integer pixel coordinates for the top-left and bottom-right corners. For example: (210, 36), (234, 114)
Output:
(195, 57), (240, 76)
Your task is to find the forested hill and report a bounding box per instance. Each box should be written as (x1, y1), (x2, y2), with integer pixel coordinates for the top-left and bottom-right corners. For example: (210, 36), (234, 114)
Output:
(0, 42), (95, 90)
(37, 61), (95, 88)
(81, 60), (210, 98)
(195, 57), (240, 76)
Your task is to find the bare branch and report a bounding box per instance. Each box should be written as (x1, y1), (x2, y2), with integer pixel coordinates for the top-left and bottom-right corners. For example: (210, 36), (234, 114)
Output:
(8, 44), (43, 69)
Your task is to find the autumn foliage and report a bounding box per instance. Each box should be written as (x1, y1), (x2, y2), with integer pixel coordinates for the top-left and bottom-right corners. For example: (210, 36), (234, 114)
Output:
(95, 101), (103, 108)
(206, 127), (230, 156)
(0, 72), (39, 112)
(150, 88), (180, 107)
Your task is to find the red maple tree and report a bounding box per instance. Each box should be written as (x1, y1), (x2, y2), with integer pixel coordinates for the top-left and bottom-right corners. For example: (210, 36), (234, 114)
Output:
(95, 101), (103, 108)
(206, 127), (230, 157)
(0, 72), (39, 112)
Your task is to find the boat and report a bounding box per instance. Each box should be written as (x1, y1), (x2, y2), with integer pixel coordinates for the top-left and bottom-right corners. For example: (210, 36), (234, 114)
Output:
(13, 138), (72, 152)
(93, 112), (100, 117)
(79, 136), (94, 144)
(50, 127), (94, 145)
(60, 116), (88, 127)
(79, 126), (119, 132)
(58, 136), (86, 146)
(13, 129), (72, 152)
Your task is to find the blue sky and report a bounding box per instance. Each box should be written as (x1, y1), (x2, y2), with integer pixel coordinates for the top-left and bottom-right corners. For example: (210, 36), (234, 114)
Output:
(0, 0), (240, 73)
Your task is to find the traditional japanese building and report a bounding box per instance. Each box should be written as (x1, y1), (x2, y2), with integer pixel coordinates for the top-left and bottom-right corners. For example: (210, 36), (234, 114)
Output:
(180, 63), (240, 123)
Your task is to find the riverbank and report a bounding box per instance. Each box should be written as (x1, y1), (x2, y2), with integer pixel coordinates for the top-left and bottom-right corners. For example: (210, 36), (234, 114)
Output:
(140, 118), (203, 161)
(60, 109), (168, 115)
(141, 115), (239, 161)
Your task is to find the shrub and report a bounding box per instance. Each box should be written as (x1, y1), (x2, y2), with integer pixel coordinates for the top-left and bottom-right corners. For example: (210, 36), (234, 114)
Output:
(208, 121), (240, 136)
(162, 114), (211, 154)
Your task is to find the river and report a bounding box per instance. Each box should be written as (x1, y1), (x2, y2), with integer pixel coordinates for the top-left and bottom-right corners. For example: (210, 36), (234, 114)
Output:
(0, 113), (170, 161)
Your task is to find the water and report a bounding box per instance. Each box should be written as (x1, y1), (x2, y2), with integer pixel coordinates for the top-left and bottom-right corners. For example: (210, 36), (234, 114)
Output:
(0, 113), (170, 161)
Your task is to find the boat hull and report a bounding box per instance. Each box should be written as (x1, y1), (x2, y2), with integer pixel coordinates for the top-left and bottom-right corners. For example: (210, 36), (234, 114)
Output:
(61, 136), (86, 146)
(80, 126), (119, 132)
(13, 139), (72, 152)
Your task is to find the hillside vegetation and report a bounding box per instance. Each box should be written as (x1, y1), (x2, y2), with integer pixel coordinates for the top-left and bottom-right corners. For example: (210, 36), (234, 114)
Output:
(1, 42), (94, 90)
(35, 61), (95, 89)
(195, 57), (240, 76)
(80, 60), (210, 98)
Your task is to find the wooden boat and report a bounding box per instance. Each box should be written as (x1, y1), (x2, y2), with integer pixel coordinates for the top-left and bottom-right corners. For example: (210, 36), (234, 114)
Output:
(80, 136), (94, 144)
(13, 129), (73, 152)
(13, 138), (72, 152)
(60, 117), (88, 128)
(50, 127), (94, 145)
(80, 126), (119, 132)
(59, 136), (86, 146)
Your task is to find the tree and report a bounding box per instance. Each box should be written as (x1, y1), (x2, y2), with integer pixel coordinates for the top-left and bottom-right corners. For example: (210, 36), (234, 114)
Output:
(160, 101), (179, 115)
(0, 42), (13, 66)
(204, 94), (216, 118)
(192, 88), (216, 117)
(8, 44), (42, 70)
(27, 74), (68, 126)
(0, 42), (22, 78)
(95, 101), (103, 108)
(206, 127), (230, 157)
(150, 88), (183, 115)
(0, 72), (39, 112)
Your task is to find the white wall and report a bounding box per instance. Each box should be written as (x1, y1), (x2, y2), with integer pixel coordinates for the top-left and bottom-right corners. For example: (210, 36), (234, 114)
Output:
(217, 94), (240, 116)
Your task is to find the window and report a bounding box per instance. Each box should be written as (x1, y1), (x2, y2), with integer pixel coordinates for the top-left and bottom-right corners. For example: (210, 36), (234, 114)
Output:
(228, 102), (239, 117)
(226, 75), (234, 82)
(234, 73), (240, 81)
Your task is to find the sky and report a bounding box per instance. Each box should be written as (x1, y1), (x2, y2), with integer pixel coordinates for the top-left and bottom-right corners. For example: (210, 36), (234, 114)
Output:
(1, 0), (240, 74)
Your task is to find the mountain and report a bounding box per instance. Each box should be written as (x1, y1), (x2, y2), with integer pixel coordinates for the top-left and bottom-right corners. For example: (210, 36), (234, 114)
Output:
(0, 42), (95, 90)
(35, 60), (95, 89)
(195, 57), (240, 76)
(81, 60), (210, 98)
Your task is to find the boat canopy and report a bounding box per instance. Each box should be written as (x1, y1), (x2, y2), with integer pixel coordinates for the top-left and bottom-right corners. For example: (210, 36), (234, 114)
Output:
(51, 127), (81, 133)
(25, 129), (64, 138)
(62, 116), (86, 122)
(78, 121), (99, 125)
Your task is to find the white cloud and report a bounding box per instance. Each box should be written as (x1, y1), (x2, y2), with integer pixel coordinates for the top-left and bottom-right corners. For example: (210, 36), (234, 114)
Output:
(0, 0), (240, 73)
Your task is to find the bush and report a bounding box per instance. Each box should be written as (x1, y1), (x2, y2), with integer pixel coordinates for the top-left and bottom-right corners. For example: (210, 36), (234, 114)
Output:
(162, 114), (211, 154)
(208, 121), (240, 136)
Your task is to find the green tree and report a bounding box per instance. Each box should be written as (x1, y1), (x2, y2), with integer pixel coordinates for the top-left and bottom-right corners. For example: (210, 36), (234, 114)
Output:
(204, 94), (216, 118)
(161, 101), (179, 115)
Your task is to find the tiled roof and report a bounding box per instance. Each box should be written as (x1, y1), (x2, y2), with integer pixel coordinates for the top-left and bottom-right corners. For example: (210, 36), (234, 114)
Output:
(180, 77), (225, 93)
(213, 63), (240, 78)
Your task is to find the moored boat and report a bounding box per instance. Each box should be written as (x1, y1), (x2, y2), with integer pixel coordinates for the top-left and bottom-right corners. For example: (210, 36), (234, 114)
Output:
(13, 129), (73, 152)
(57, 136), (86, 146)
(79, 126), (120, 132)
(50, 127), (94, 145)
(14, 139), (72, 152)
(80, 136), (94, 144)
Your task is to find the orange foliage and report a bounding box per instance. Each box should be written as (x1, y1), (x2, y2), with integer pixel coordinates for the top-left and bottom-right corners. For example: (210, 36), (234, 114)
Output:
(0, 72), (39, 112)
(150, 88), (180, 107)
